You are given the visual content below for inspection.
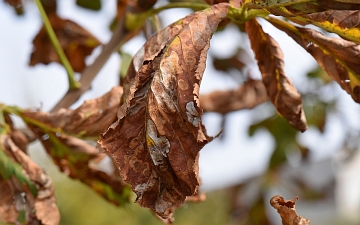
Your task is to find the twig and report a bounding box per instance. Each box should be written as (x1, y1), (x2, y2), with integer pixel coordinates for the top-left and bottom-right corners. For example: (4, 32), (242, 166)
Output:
(34, 0), (79, 90)
(50, 12), (129, 113)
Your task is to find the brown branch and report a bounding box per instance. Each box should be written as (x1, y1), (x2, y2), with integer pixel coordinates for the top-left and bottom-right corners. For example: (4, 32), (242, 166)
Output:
(50, 11), (135, 113)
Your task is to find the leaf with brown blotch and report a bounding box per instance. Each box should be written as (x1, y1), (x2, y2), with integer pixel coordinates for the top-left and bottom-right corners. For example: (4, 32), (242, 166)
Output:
(268, 17), (360, 103)
(99, 3), (230, 219)
(24, 86), (123, 138)
(246, 18), (307, 132)
(0, 126), (60, 225)
(23, 125), (131, 206)
(6, 137), (60, 225)
(295, 10), (360, 45)
(270, 195), (310, 225)
(30, 14), (101, 72)
(200, 79), (268, 114)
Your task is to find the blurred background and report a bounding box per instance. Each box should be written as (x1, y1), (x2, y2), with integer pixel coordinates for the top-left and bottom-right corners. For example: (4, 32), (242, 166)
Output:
(1, 0), (360, 224)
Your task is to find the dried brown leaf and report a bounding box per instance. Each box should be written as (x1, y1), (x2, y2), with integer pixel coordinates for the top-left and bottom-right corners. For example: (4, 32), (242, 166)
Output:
(200, 79), (268, 114)
(21, 87), (129, 205)
(246, 18), (307, 132)
(24, 125), (130, 206)
(0, 130), (60, 225)
(269, 18), (360, 103)
(24, 86), (123, 138)
(270, 195), (310, 225)
(99, 3), (230, 219)
(6, 137), (60, 225)
(30, 14), (101, 72)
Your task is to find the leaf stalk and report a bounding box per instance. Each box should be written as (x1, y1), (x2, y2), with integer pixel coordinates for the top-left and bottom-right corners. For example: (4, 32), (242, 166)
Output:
(34, 0), (80, 90)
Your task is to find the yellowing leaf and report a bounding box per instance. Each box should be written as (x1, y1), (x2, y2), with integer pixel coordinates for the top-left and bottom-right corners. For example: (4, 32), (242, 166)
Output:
(299, 10), (360, 44)
(246, 18), (308, 132)
(99, 3), (230, 220)
(269, 17), (360, 103)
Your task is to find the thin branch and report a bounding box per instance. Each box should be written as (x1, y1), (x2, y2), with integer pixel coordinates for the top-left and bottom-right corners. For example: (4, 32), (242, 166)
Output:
(34, 0), (79, 90)
(50, 12), (132, 113)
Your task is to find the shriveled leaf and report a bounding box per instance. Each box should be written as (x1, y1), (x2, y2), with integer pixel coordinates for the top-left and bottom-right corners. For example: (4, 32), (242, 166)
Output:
(200, 79), (268, 114)
(24, 86), (123, 138)
(5, 137), (60, 225)
(246, 18), (307, 132)
(270, 195), (310, 225)
(0, 147), (37, 196)
(99, 3), (230, 219)
(0, 122), (60, 225)
(30, 14), (101, 72)
(268, 17), (360, 103)
(24, 126), (131, 206)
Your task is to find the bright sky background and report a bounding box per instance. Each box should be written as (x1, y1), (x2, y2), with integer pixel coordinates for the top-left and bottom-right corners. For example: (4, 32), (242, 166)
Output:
(1, 0), (359, 193)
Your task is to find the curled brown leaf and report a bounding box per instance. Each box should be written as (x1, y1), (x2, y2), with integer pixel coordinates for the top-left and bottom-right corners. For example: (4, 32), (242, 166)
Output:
(99, 3), (230, 219)
(30, 14), (101, 72)
(21, 88), (129, 205)
(24, 86), (123, 138)
(270, 195), (310, 225)
(0, 130), (60, 225)
(246, 18), (307, 132)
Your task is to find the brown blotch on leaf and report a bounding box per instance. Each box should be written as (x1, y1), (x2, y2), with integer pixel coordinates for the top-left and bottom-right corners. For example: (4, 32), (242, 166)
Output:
(246, 18), (308, 132)
(99, 3), (230, 220)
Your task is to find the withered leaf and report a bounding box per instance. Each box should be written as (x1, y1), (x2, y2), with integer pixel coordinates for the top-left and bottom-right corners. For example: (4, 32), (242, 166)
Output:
(246, 18), (307, 132)
(19, 88), (129, 205)
(24, 124), (130, 206)
(24, 86), (123, 138)
(200, 79), (268, 114)
(268, 17), (360, 103)
(30, 14), (101, 72)
(0, 127), (60, 225)
(270, 195), (310, 225)
(99, 3), (230, 219)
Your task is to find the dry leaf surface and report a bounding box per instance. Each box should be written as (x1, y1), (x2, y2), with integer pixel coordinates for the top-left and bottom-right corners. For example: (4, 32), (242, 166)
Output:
(246, 18), (307, 132)
(24, 86), (123, 138)
(0, 130), (60, 225)
(30, 14), (101, 72)
(269, 18), (360, 103)
(21, 88), (129, 205)
(270, 195), (310, 225)
(99, 3), (230, 219)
